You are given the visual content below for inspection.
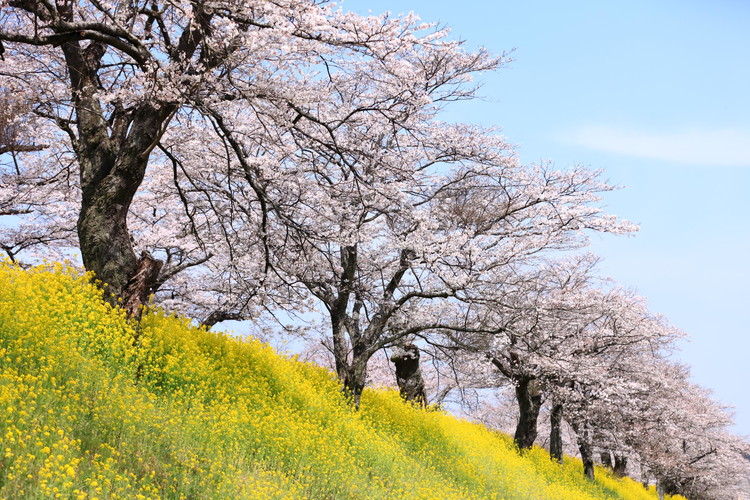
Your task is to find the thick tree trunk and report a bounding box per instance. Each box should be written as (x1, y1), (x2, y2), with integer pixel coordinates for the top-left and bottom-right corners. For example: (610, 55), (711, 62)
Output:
(7, 0), (219, 316)
(331, 333), (368, 407)
(60, 37), (168, 313)
(76, 154), (165, 311)
(580, 443), (595, 480)
(76, 103), (169, 309)
(549, 403), (564, 463)
(390, 342), (426, 406)
(78, 189), (137, 299)
(514, 377), (542, 450)
(600, 451), (613, 469)
(613, 454), (628, 477)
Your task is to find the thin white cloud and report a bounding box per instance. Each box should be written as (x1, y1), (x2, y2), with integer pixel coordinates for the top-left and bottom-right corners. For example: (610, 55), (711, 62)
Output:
(564, 125), (750, 167)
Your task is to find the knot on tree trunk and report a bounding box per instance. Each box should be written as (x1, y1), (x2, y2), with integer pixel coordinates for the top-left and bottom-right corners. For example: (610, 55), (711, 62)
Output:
(390, 343), (427, 406)
(201, 310), (245, 329)
(122, 251), (163, 318)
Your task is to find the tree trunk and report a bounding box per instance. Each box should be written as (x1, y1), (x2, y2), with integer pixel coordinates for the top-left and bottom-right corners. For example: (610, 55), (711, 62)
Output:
(514, 377), (542, 450)
(570, 420), (595, 480)
(600, 451), (613, 469)
(613, 454), (628, 477)
(549, 403), (564, 463)
(78, 183), (138, 299)
(5, 0), (221, 316)
(76, 102), (169, 310)
(201, 310), (245, 330)
(342, 355), (368, 408)
(390, 342), (427, 406)
(580, 443), (595, 479)
(60, 37), (168, 313)
(331, 329), (369, 408)
(656, 480), (665, 500)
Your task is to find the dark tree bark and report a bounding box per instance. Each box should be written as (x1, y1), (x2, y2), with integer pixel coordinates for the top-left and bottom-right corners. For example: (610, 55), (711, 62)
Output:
(641, 464), (650, 489)
(74, 99), (171, 305)
(328, 245), (366, 406)
(334, 325), (369, 407)
(570, 419), (595, 480)
(656, 480), (666, 500)
(657, 477), (680, 499)
(514, 377), (542, 450)
(390, 342), (427, 406)
(122, 252), (164, 318)
(52, 8), (172, 310)
(600, 451), (613, 469)
(201, 310), (245, 330)
(549, 402), (564, 463)
(68, 56), (172, 308)
(613, 454), (628, 477)
(341, 354), (368, 407)
(580, 442), (595, 479)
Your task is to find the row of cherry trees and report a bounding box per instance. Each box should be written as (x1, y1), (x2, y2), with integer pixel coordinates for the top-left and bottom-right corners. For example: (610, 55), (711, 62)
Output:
(1, 0), (748, 497)
(402, 256), (749, 497)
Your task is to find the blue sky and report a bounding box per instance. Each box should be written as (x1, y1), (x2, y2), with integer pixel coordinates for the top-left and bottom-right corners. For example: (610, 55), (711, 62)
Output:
(342, 0), (750, 435)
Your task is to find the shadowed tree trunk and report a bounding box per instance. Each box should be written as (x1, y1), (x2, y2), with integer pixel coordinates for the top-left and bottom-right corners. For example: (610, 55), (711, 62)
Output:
(74, 102), (168, 313)
(70, 75), (171, 311)
(656, 480), (666, 500)
(549, 402), (564, 463)
(325, 246), (422, 408)
(59, 26), (175, 312)
(514, 377), (542, 450)
(390, 342), (427, 406)
(200, 310), (245, 330)
(570, 419), (595, 480)
(338, 341), (369, 408)
(613, 454), (628, 477)
(121, 252), (164, 318)
(328, 245), (368, 407)
(641, 464), (650, 489)
(600, 451), (613, 469)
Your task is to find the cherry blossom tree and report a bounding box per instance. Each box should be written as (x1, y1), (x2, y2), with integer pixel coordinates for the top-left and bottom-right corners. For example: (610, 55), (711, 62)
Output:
(433, 253), (685, 461)
(0, 0), (499, 315)
(600, 357), (750, 499)
(270, 144), (636, 405)
(546, 292), (682, 478)
(3, 1), (748, 491)
(0, 94), (76, 262)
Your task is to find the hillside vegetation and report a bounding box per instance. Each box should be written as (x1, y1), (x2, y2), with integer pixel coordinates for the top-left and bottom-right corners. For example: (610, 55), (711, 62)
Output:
(0, 262), (684, 500)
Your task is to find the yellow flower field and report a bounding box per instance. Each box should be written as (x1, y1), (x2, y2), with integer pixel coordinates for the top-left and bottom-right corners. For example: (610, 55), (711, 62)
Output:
(0, 262), (685, 499)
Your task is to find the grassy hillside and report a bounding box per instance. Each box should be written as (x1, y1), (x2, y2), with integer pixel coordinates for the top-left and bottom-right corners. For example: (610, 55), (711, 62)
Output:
(0, 262), (683, 500)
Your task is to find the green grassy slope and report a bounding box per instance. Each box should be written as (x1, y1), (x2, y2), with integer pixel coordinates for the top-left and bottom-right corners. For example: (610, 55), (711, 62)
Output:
(0, 262), (680, 500)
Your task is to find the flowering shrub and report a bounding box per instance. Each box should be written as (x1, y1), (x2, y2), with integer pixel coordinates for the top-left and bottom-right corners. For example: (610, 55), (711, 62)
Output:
(0, 262), (679, 499)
